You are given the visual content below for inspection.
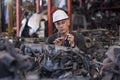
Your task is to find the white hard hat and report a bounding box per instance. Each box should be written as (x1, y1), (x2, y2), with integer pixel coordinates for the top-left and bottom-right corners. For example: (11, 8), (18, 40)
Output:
(52, 9), (69, 23)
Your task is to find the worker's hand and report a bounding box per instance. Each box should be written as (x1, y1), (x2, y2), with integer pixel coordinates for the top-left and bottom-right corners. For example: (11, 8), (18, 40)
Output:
(53, 37), (64, 46)
(66, 34), (75, 47)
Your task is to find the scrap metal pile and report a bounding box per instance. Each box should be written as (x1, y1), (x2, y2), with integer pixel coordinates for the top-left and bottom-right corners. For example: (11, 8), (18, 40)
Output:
(72, 0), (120, 37)
(0, 33), (120, 80)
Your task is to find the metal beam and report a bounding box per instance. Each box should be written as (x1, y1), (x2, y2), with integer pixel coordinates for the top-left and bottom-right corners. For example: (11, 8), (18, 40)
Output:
(67, 0), (71, 29)
(36, 0), (40, 13)
(7, 0), (14, 35)
(16, 0), (20, 36)
(48, 0), (52, 36)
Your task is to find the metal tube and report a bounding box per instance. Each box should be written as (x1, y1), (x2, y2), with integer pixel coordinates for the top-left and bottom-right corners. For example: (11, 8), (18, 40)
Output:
(16, 0), (20, 36)
(67, 0), (71, 29)
(47, 0), (52, 36)
(36, 0), (40, 13)
(7, 0), (13, 35)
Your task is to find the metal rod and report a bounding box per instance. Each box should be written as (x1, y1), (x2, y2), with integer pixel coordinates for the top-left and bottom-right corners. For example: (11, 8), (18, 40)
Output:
(16, 0), (20, 36)
(67, 0), (71, 30)
(36, 0), (40, 13)
(7, 0), (13, 35)
(48, 0), (52, 36)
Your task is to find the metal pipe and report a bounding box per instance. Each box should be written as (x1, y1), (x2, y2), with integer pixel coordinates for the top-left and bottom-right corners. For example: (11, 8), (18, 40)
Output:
(7, 0), (13, 35)
(16, 0), (20, 36)
(48, 0), (52, 36)
(36, 0), (40, 13)
(67, 0), (71, 29)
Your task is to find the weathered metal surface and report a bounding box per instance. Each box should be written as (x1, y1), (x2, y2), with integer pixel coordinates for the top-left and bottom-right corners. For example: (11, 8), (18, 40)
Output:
(7, 0), (14, 35)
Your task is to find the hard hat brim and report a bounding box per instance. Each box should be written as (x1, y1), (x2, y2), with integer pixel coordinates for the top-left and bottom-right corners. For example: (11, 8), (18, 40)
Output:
(53, 18), (69, 23)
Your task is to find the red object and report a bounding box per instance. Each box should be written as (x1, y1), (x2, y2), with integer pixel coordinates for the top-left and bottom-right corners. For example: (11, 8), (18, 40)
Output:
(67, 0), (71, 29)
(51, 6), (57, 14)
(36, 0), (40, 13)
(16, 0), (20, 36)
(47, 0), (52, 36)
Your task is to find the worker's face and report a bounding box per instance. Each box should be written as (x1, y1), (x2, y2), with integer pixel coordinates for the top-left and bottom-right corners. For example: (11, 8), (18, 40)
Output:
(54, 19), (70, 34)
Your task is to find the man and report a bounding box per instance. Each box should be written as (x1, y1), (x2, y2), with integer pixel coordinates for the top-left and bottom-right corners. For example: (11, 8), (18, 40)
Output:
(46, 9), (86, 52)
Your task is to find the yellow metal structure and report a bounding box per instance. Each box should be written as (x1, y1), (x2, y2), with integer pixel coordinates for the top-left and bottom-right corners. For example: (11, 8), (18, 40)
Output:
(7, 0), (14, 36)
